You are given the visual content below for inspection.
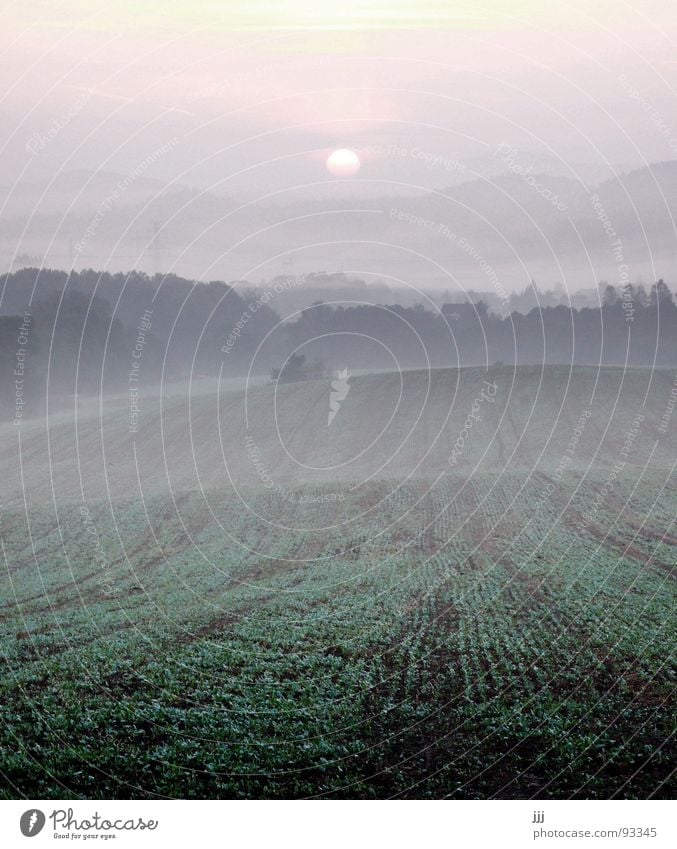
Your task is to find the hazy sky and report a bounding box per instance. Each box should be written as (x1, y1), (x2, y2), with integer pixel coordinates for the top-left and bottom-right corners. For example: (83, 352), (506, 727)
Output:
(3, 0), (677, 190)
(2, 1), (677, 289)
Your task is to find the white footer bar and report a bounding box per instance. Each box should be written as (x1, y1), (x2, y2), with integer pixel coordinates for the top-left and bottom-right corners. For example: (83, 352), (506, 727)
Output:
(1, 799), (673, 849)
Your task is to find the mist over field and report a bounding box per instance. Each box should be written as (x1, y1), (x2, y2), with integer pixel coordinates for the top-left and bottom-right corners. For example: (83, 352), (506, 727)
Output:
(0, 0), (675, 805)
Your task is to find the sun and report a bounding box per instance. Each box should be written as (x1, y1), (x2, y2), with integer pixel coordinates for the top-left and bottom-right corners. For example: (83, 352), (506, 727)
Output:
(326, 148), (361, 177)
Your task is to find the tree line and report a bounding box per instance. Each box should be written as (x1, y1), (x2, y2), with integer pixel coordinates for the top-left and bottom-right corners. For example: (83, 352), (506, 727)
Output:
(0, 268), (675, 421)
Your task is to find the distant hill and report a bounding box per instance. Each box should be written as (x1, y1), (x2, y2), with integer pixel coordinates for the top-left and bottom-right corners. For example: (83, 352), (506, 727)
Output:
(4, 161), (677, 289)
(1, 365), (673, 508)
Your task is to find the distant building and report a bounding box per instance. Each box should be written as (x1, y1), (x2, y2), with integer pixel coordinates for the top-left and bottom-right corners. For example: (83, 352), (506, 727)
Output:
(441, 301), (489, 322)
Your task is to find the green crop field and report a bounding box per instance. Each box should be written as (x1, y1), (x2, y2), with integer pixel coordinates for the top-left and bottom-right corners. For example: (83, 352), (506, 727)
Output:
(0, 366), (675, 798)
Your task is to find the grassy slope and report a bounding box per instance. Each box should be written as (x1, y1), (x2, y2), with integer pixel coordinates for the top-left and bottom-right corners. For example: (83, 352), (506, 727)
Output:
(0, 366), (675, 798)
